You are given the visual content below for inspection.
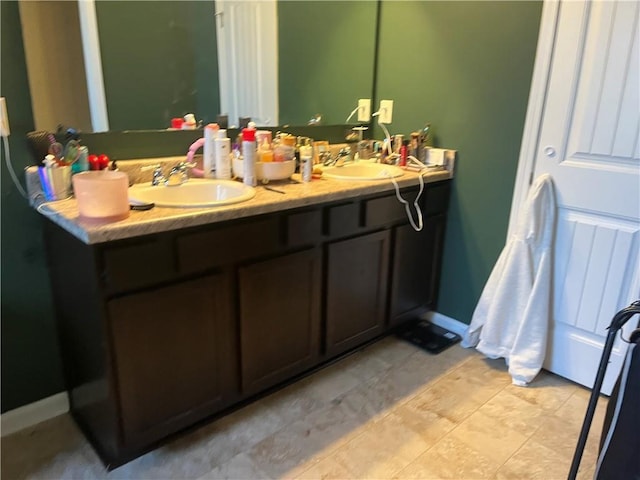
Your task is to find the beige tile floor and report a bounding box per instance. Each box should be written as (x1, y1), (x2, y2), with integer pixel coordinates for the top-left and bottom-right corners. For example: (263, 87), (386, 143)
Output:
(1, 337), (607, 479)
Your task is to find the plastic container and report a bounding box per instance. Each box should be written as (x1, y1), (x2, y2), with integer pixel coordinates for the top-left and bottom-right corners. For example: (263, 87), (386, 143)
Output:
(256, 130), (272, 145)
(72, 171), (130, 223)
(273, 144), (295, 162)
(232, 157), (295, 181)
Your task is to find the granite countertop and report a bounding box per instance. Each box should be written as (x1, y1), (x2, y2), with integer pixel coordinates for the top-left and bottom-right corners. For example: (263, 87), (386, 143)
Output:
(37, 160), (453, 245)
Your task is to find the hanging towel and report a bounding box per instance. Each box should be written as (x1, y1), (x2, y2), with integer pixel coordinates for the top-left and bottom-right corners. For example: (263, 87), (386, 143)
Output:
(461, 174), (556, 386)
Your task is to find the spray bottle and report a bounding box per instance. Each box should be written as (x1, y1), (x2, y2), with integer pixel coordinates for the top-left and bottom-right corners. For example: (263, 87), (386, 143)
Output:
(242, 128), (257, 186)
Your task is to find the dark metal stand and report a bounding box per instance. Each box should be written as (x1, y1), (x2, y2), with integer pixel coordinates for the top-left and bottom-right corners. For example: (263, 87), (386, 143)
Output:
(567, 300), (640, 480)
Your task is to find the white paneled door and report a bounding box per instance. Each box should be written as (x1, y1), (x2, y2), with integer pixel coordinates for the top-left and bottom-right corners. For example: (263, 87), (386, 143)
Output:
(523, 0), (640, 394)
(215, 0), (278, 127)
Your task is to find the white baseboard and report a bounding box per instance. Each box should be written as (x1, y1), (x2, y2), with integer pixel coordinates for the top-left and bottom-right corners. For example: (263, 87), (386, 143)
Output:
(1, 392), (69, 437)
(422, 311), (468, 337)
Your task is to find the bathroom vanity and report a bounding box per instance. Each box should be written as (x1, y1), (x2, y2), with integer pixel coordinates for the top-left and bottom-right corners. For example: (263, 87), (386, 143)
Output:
(41, 168), (451, 467)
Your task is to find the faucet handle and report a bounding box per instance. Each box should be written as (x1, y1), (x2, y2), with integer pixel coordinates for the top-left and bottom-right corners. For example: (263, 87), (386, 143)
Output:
(166, 161), (196, 186)
(143, 164), (166, 186)
(179, 161), (197, 171)
(141, 163), (162, 172)
(172, 161), (196, 173)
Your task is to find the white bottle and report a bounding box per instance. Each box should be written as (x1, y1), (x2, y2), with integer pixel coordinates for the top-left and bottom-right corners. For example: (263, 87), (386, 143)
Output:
(299, 144), (313, 183)
(242, 128), (257, 186)
(203, 123), (219, 178)
(215, 137), (231, 180)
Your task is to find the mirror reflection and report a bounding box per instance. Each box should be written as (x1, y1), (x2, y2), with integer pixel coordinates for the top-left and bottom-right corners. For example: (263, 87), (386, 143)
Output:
(20, 1), (378, 132)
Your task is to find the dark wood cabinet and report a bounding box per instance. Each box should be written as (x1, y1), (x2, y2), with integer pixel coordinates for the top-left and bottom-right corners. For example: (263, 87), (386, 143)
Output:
(326, 230), (390, 357)
(239, 249), (322, 395)
(44, 180), (451, 468)
(108, 274), (237, 447)
(389, 214), (447, 325)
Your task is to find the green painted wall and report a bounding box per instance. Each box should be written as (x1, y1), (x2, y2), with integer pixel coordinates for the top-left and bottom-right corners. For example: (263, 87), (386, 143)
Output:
(96, 1), (220, 131)
(278, 1), (377, 125)
(375, 1), (542, 323)
(1, 0), (65, 412)
(1, 0), (541, 412)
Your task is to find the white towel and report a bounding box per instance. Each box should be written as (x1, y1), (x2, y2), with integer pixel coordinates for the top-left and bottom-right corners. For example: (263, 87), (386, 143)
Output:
(462, 174), (556, 386)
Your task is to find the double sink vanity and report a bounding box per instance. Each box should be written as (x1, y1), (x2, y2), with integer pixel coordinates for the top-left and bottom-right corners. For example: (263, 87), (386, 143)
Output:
(40, 160), (453, 468)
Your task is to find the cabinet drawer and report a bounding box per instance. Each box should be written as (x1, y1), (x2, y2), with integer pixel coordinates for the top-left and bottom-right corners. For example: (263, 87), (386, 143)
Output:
(325, 202), (360, 238)
(364, 194), (406, 227)
(177, 217), (281, 274)
(102, 237), (174, 293)
(286, 209), (322, 247)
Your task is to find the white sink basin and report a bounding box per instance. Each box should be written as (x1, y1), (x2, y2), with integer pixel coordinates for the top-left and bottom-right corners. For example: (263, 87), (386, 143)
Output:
(129, 179), (256, 208)
(322, 162), (404, 181)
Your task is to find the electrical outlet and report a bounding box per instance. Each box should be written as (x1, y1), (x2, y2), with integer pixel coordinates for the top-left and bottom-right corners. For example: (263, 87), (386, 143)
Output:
(357, 99), (371, 122)
(0, 97), (9, 137)
(378, 99), (393, 124)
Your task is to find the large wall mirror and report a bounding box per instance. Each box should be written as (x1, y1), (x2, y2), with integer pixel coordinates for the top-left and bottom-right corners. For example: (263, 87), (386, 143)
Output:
(20, 0), (378, 133)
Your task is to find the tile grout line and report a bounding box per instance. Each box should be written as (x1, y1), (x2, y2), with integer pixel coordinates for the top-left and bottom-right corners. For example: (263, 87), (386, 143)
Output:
(290, 348), (478, 479)
(489, 380), (586, 477)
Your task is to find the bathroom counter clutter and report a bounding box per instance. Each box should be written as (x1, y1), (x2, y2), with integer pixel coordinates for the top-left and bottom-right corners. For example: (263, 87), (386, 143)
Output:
(37, 167), (452, 244)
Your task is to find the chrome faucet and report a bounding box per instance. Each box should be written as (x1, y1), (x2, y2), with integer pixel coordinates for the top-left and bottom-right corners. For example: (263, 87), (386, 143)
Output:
(150, 164), (166, 186)
(166, 161), (196, 186)
(322, 147), (352, 167)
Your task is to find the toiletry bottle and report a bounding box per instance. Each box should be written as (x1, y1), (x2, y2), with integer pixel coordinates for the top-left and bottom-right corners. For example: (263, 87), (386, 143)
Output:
(183, 113), (197, 130)
(203, 123), (219, 178)
(259, 139), (273, 162)
(400, 140), (408, 167)
(73, 146), (89, 174)
(215, 134), (231, 180)
(299, 140), (313, 183)
(242, 128), (257, 186)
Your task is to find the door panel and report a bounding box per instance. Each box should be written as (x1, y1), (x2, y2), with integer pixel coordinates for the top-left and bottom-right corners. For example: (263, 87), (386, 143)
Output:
(108, 274), (236, 446)
(531, 0), (640, 393)
(326, 231), (390, 357)
(238, 249), (322, 395)
(390, 216), (446, 324)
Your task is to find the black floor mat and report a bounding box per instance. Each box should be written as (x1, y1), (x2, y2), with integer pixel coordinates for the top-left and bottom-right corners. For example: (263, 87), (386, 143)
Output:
(396, 320), (461, 354)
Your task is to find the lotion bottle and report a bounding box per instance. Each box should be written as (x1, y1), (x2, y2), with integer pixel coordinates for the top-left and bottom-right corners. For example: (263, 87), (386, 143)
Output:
(215, 134), (231, 180)
(242, 128), (257, 186)
(203, 123), (219, 178)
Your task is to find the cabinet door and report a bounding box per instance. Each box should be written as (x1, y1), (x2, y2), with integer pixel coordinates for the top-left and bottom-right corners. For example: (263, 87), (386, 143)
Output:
(239, 249), (321, 395)
(389, 214), (446, 326)
(108, 274), (236, 447)
(326, 230), (390, 357)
